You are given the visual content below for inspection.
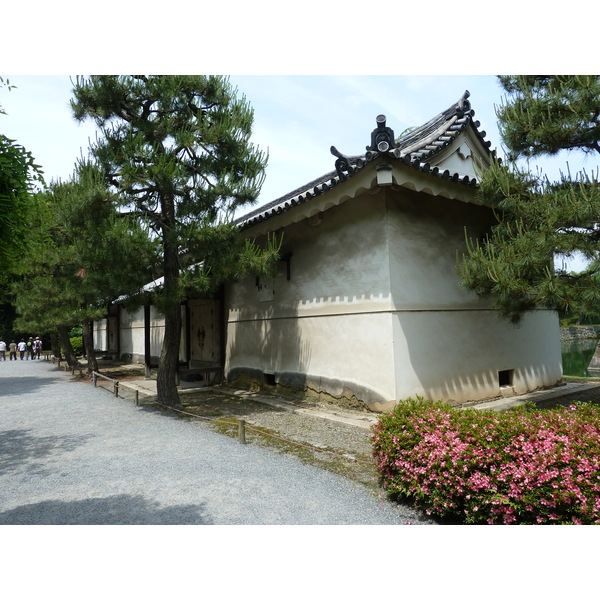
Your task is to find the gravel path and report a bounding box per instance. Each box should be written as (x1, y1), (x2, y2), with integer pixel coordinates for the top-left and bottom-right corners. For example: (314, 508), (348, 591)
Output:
(0, 359), (433, 525)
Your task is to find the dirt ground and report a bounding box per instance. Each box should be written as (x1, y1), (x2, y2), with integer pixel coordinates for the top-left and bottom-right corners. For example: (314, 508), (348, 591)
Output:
(175, 389), (380, 490)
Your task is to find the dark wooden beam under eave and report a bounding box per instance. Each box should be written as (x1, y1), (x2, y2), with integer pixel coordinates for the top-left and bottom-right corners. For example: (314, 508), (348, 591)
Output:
(184, 299), (191, 367)
(144, 302), (151, 379)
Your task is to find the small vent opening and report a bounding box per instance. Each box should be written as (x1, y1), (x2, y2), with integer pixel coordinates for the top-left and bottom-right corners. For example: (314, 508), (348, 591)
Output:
(264, 373), (276, 386)
(498, 369), (514, 388)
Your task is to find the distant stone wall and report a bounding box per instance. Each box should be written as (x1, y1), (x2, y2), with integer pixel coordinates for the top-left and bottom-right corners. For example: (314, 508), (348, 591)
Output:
(560, 326), (600, 342)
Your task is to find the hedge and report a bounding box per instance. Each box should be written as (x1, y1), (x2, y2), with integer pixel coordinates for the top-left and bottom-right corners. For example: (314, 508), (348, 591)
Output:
(69, 336), (83, 356)
(371, 398), (600, 524)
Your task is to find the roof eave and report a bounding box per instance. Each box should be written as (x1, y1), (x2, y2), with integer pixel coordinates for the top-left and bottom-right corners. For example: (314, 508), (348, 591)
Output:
(239, 156), (487, 237)
(237, 91), (495, 231)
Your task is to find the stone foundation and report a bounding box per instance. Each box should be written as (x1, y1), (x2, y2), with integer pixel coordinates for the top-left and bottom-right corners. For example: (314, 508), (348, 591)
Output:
(560, 326), (600, 342)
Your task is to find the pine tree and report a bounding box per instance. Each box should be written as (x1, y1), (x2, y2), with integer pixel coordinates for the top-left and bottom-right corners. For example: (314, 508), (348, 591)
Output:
(459, 75), (600, 323)
(1, 79), (44, 342)
(13, 163), (158, 370)
(70, 76), (279, 405)
(0, 79), (44, 273)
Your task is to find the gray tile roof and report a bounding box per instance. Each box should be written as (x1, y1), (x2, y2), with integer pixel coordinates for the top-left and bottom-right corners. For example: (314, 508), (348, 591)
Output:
(238, 91), (493, 229)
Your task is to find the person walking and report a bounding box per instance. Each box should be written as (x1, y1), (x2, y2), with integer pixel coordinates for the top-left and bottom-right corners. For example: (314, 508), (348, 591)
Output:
(34, 337), (42, 359)
(27, 337), (35, 360)
(0, 339), (6, 361)
(17, 339), (26, 360)
(9, 340), (17, 361)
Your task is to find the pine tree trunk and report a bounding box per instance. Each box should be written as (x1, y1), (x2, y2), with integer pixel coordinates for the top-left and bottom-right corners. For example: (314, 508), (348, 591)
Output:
(50, 332), (60, 358)
(156, 300), (182, 406)
(156, 214), (182, 407)
(82, 319), (98, 374)
(57, 325), (80, 367)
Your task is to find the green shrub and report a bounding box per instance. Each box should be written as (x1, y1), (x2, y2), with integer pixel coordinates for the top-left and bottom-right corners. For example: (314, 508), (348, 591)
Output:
(69, 336), (83, 356)
(372, 397), (600, 524)
(68, 325), (83, 338)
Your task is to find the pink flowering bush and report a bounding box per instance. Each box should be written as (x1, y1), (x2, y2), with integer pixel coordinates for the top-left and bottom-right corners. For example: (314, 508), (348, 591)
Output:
(371, 398), (600, 524)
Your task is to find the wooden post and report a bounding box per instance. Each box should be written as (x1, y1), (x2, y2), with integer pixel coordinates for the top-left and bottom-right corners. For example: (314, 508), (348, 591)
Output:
(238, 419), (246, 445)
(114, 382), (119, 397)
(144, 302), (151, 379)
(135, 390), (139, 406)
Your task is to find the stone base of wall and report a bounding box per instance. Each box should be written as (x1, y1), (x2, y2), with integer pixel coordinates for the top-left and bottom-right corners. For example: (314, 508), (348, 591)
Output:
(225, 367), (378, 412)
(560, 326), (600, 342)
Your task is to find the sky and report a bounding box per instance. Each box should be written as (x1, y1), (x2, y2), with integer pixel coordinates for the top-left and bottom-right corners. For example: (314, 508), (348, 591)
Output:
(1, 73), (595, 270)
(1, 74), (586, 201)
(0, 74), (507, 198)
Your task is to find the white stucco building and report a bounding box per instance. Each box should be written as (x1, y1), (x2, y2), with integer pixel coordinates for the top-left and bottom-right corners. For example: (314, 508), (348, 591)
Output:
(94, 91), (563, 411)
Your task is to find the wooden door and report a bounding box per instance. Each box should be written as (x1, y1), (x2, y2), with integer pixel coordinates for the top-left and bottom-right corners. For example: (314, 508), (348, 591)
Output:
(189, 300), (220, 364)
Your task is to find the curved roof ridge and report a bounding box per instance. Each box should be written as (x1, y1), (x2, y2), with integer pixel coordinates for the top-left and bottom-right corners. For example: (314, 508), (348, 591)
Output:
(236, 91), (491, 228)
(397, 114), (460, 157)
(394, 90), (474, 154)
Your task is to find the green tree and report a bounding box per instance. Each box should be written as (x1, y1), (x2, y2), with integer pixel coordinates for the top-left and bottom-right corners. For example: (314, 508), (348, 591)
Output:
(13, 162), (158, 370)
(70, 75), (280, 405)
(0, 78), (44, 273)
(459, 75), (600, 323)
(11, 188), (80, 365)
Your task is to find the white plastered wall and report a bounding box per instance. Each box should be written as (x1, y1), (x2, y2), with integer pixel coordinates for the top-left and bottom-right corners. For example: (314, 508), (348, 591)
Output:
(429, 128), (491, 182)
(94, 319), (108, 351)
(226, 192), (398, 404)
(118, 305), (187, 362)
(388, 310), (561, 410)
(119, 306), (145, 359)
(385, 186), (562, 409)
(225, 164), (562, 411)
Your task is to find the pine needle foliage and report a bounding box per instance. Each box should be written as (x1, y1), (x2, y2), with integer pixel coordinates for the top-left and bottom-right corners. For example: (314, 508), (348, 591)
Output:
(459, 75), (600, 323)
(70, 75), (278, 404)
(0, 77), (45, 273)
(497, 75), (600, 158)
(12, 163), (158, 368)
(0, 135), (44, 272)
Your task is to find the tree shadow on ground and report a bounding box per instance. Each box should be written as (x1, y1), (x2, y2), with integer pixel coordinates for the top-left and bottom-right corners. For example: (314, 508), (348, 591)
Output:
(180, 393), (287, 419)
(0, 494), (212, 524)
(0, 374), (63, 395)
(0, 429), (94, 475)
